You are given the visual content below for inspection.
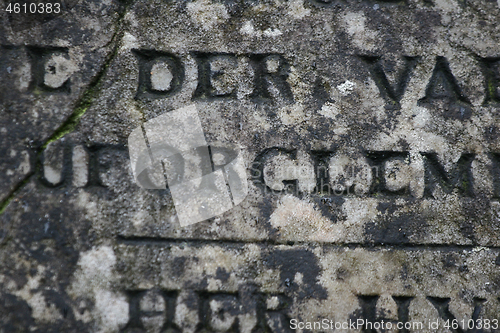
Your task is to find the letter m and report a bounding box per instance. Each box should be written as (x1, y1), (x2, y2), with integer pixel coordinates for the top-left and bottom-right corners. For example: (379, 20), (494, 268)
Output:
(421, 153), (475, 198)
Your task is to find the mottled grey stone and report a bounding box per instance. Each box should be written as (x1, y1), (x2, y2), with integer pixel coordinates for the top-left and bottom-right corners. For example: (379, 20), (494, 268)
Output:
(2, 0), (500, 332)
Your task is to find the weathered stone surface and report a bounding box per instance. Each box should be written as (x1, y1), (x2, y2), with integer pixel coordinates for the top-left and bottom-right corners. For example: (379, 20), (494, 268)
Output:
(2, 0), (500, 332)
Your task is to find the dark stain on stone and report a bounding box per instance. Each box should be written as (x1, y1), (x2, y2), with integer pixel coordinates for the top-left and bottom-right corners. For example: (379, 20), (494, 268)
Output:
(365, 213), (427, 244)
(377, 201), (398, 216)
(485, 126), (500, 142)
(397, 138), (410, 151)
(43, 289), (76, 321)
(215, 267), (231, 282)
(495, 254), (500, 266)
(443, 253), (458, 268)
(0, 294), (35, 331)
(413, 10), (441, 44)
(264, 248), (327, 300)
(400, 263), (409, 281)
(172, 256), (188, 277)
(185, 277), (209, 291)
(255, 194), (279, 241)
(336, 267), (349, 281)
(312, 196), (344, 224)
(184, 290), (201, 311)
(459, 222), (476, 243)
(490, 276), (500, 294)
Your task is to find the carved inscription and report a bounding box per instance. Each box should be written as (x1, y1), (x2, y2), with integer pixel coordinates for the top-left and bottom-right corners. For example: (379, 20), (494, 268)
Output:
(251, 149), (488, 199)
(360, 55), (418, 109)
(356, 295), (495, 333)
(39, 142), (127, 188)
(121, 288), (292, 333)
(32, 142), (500, 202)
(481, 57), (500, 106)
(134, 49), (184, 100)
(28, 46), (72, 93)
(4, 45), (500, 109)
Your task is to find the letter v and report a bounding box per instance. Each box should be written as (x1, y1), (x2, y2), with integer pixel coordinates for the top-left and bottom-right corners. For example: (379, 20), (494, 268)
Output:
(361, 56), (419, 109)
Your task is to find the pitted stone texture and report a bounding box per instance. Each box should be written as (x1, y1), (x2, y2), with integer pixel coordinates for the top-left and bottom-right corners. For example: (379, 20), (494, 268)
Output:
(2, 0), (500, 331)
(0, 0), (123, 202)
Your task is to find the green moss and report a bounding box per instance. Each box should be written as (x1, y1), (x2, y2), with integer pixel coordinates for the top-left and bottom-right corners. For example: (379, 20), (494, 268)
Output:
(488, 80), (497, 97)
(42, 23), (125, 149)
(0, 175), (33, 215)
(41, 89), (95, 150)
(461, 179), (469, 192)
(0, 0), (130, 217)
(33, 86), (43, 96)
(42, 0), (132, 149)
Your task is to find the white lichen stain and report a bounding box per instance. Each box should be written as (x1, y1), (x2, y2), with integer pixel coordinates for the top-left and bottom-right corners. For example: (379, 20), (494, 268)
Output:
(263, 151), (315, 193)
(44, 164), (63, 186)
(341, 198), (379, 228)
(376, 294), (399, 320)
(433, 0), (462, 13)
(336, 80), (356, 96)
(278, 103), (306, 125)
(174, 291), (200, 333)
(67, 246), (129, 333)
(74, 190), (98, 220)
(169, 245), (242, 291)
(43, 55), (78, 89)
(269, 195), (343, 242)
(12, 266), (64, 323)
(342, 12), (378, 50)
(287, 0), (310, 19)
(15, 62), (31, 91)
(6, 150), (31, 177)
(266, 296), (280, 310)
(263, 28), (282, 37)
(318, 101), (348, 135)
(124, 11), (138, 28)
(150, 62), (173, 92)
(294, 272), (304, 285)
(319, 102), (340, 119)
(329, 154), (372, 195)
(252, 112), (272, 131)
(240, 21), (282, 38)
(187, 0), (229, 31)
(119, 32), (139, 53)
(207, 277), (223, 290)
(240, 21), (257, 36)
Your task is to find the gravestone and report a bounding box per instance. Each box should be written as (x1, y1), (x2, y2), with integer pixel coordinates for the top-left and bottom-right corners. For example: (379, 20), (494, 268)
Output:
(1, 0), (500, 332)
